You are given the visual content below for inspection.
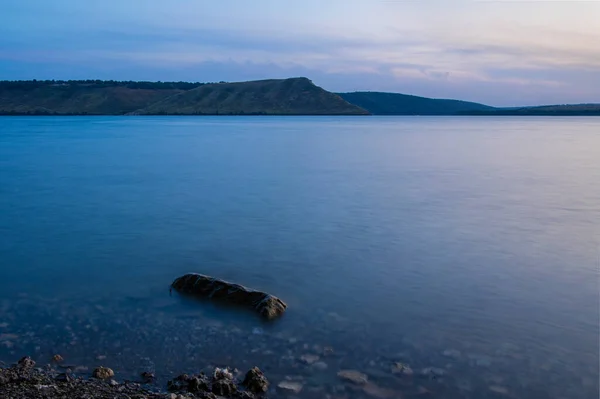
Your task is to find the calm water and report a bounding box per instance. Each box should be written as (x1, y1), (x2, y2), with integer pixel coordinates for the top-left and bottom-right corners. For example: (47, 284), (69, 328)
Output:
(0, 116), (598, 398)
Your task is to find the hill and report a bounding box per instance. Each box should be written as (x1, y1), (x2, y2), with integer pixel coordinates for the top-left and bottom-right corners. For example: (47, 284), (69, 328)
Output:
(0, 80), (199, 115)
(462, 104), (600, 116)
(338, 91), (494, 115)
(135, 78), (368, 115)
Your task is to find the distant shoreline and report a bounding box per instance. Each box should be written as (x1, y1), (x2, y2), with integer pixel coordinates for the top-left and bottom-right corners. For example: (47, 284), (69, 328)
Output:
(1, 113), (598, 117)
(1, 78), (598, 116)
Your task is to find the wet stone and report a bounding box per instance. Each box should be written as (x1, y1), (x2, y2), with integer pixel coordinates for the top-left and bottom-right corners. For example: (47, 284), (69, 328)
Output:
(242, 367), (269, 393)
(141, 371), (155, 383)
(212, 378), (237, 396)
(51, 354), (64, 363)
(92, 366), (114, 380)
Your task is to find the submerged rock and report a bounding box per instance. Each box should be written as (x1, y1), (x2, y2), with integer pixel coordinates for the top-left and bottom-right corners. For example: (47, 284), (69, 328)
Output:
(391, 362), (413, 376)
(363, 383), (397, 399)
(337, 370), (369, 385)
(277, 380), (303, 394)
(489, 385), (509, 395)
(51, 354), (64, 363)
(171, 274), (287, 320)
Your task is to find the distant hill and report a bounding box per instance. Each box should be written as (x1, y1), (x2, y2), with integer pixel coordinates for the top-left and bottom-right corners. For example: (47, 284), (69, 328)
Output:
(0, 80), (197, 115)
(135, 78), (368, 115)
(0, 79), (596, 116)
(0, 78), (367, 116)
(338, 91), (494, 115)
(461, 104), (600, 116)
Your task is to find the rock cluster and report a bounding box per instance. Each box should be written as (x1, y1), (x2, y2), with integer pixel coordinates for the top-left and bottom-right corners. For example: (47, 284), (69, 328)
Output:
(0, 357), (269, 399)
(166, 367), (269, 398)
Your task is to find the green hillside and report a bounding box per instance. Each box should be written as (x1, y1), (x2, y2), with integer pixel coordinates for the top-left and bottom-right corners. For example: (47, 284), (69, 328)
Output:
(135, 78), (368, 115)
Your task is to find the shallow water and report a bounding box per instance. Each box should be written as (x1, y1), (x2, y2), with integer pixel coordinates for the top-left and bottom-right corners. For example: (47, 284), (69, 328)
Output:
(0, 116), (598, 398)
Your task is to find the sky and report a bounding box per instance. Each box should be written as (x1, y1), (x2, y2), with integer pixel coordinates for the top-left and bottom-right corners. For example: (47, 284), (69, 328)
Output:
(1, 0), (599, 106)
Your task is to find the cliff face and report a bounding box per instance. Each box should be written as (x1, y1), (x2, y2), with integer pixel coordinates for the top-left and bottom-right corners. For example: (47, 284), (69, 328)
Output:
(135, 78), (369, 115)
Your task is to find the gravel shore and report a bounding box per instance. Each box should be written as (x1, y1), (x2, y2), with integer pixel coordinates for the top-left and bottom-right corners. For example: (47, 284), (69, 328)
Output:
(0, 356), (269, 399)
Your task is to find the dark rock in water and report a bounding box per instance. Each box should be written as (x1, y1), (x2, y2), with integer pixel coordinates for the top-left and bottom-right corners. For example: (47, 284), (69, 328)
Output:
(242, 367), (269, 393)
(141, 371), (155, 383)
(171, 273), (287, 320)
(51, 354), (64, 363)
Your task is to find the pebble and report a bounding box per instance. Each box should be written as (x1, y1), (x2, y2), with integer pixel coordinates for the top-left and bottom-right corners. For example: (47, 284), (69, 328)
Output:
(337, 370), (369, 385)
(51, 354), (64, 363)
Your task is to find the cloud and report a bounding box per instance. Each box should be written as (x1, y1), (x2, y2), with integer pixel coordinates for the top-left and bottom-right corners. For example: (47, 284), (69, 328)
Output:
(0, 0), (598, 106)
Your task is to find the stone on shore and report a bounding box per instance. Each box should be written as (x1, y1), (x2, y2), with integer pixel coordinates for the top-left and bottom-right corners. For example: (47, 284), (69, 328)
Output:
(171, 273), (287, 320)
(92, 366), (114, 380)
(242, 367), (269, 393)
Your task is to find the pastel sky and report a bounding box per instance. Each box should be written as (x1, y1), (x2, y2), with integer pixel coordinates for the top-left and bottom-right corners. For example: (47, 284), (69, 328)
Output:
(1, 0), (599, 106)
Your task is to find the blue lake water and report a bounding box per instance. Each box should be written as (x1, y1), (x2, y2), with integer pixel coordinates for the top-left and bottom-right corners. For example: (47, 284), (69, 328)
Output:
(0, 116), (598, 398)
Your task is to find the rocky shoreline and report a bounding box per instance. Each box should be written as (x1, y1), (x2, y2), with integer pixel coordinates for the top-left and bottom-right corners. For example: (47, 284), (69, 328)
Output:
(0, 356), (269, 399)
